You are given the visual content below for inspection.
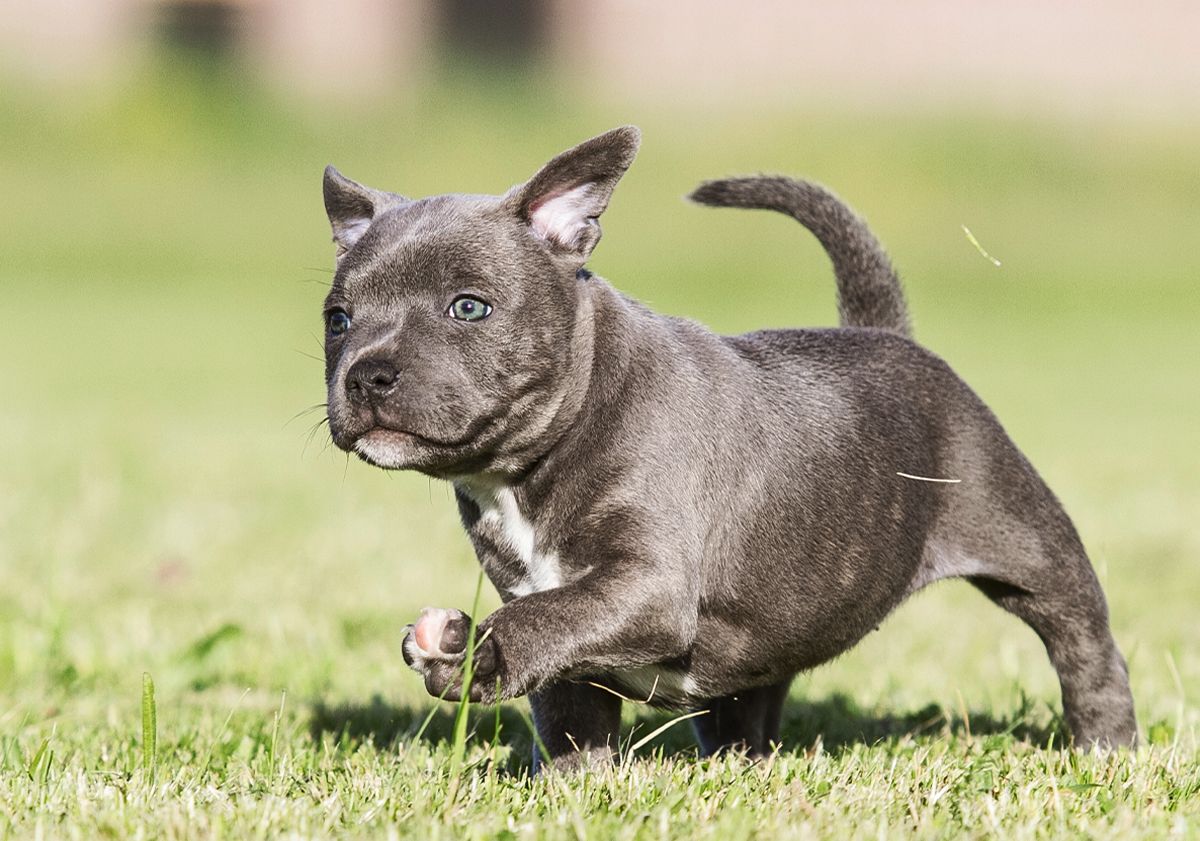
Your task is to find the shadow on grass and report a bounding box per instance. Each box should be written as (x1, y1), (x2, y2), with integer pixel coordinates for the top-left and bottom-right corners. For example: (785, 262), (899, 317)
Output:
(612, 693), (1062, 759)
(309, 690), (1063, 763)
(309, 694), (537, 755)
(777, 693), (1062, 752)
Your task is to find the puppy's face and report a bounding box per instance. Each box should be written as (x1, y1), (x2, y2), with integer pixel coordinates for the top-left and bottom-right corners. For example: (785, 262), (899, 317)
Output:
(322, 194), (577, 477)
(321, 127), (640, 478)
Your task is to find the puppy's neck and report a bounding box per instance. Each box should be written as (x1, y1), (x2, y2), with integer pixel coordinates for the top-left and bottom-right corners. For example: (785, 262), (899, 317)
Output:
(451, 276), (604, 488)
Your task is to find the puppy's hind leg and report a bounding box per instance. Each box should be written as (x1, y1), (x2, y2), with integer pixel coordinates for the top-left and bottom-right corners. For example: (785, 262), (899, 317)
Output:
(924, 506), (1136, 746)
(920, 416), (1137, 748)
(969, 566), (1137, 749)
(692, 678), (793, 757)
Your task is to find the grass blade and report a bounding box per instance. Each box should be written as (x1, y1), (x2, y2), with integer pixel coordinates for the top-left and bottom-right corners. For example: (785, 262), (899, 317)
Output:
(268, 690), (286, 780)
(514, 702), (551, 770)
(627, 710), (708, 754)
(27, 736), (51, 783)
(961, 224), (1003, 267)
(447, 569), (486, 803)
(141, 672), (157, 779)
(450, 569), (486, 765)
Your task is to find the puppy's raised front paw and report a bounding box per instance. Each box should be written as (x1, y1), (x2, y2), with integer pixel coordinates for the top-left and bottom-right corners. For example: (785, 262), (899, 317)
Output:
(405, 607), (470, 662)
(402, 607), (498, 702)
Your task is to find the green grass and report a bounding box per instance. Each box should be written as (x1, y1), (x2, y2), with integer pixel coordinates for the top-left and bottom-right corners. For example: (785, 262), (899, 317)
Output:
(1, 57), (1199, 838)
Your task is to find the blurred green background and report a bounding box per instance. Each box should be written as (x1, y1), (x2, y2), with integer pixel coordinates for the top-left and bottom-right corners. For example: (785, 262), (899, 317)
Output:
(0, 0), (1198, 782)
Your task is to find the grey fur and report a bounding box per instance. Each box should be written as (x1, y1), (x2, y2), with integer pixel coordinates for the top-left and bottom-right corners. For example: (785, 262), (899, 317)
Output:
(320, 126), (1137, 769)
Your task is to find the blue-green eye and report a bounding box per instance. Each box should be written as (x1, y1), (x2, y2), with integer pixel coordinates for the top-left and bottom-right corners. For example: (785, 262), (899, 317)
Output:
(448, 296), (493, 322)
(327, 309), (351, 335)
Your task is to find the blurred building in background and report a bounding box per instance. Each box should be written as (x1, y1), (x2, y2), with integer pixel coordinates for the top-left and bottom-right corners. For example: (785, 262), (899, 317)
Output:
(2, 0), (1197, 115)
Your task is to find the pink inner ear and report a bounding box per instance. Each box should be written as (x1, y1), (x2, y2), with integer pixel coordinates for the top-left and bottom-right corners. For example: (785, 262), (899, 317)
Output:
(528, 182), (599, 249)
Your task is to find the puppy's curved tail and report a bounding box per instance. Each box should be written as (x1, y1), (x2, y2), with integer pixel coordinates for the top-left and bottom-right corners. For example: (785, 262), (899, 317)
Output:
(689, 176), (912, 338)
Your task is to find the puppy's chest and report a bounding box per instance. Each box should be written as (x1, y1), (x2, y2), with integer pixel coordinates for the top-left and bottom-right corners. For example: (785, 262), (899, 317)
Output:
(454, 482), (564, 599)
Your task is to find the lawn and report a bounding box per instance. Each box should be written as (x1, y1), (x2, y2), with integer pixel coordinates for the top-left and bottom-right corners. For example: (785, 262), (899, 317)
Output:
(1, 61), (1198, 838)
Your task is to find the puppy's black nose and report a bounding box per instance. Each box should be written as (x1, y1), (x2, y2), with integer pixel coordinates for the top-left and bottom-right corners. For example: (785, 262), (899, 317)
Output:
(346, 358), (399, 402)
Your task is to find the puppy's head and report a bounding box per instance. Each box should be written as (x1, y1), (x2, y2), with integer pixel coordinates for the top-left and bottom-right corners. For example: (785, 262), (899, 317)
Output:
(320, 126), (640, 478)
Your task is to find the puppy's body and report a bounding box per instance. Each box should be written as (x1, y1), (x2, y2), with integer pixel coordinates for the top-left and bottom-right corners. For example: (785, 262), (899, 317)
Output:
(320, 128), (1136, 768)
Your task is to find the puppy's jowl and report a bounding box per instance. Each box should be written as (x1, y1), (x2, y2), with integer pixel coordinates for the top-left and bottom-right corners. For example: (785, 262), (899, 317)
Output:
(320, 127), (1136, 768)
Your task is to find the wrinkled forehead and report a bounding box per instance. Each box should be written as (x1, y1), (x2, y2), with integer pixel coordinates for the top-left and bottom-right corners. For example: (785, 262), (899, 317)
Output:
(334, 194), (514, 297)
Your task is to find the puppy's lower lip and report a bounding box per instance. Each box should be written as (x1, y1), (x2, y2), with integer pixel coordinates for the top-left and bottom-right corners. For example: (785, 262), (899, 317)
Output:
(359, 416), (496, 449)
(357, 428), (417, 451)
(361, 428), (412, 442)
(359, 426), (452, 448)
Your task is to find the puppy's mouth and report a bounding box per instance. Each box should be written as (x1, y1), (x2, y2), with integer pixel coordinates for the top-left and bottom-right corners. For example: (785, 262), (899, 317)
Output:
(349, 422), (490, 470)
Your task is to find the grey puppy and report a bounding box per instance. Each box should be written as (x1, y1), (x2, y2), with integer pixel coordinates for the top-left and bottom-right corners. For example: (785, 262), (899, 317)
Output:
(320, 126), (1136, 769)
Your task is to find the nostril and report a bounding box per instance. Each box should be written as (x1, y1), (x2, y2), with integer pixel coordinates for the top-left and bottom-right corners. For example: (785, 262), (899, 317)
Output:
(347, 358), (399, 398)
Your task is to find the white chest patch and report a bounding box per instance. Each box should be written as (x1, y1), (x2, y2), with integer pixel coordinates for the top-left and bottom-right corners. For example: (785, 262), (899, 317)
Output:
(458, 482), (563, 597)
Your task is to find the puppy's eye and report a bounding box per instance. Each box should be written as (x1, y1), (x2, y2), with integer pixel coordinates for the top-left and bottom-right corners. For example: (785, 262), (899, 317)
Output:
(327, 309), (351, 335)
(448, 296), (493, 322)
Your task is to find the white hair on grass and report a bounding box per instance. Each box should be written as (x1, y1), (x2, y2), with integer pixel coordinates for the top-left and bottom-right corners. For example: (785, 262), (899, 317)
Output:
(896, 471), (962, 483)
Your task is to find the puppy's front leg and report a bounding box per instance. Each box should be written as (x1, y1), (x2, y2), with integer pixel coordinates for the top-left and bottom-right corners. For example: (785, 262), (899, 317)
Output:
(402, 569), (695, 704)
(528, 681), (623, 771)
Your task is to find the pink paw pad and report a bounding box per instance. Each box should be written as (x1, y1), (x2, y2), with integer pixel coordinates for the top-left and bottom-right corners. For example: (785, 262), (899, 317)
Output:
(413, 607), (453, 655)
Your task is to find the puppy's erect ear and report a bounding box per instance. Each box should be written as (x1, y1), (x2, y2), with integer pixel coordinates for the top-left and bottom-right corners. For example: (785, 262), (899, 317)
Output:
(323, 166), (406, 258)
(507, 126), (641, 260)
